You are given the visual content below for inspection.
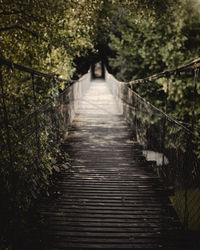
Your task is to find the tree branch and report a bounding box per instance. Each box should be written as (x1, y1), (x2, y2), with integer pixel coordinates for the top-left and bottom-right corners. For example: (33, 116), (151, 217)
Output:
(0, 26), (17, 32)
(0, 11), (23, 16)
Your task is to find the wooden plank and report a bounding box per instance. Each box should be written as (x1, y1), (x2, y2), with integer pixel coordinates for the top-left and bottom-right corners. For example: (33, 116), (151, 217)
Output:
(41, 200), (172, 207)
(40, 208), (165, 215)
(39, 212), (176, 220)
(60, 195), (169, 200)
(40, 206), (168, 213)
(53, 242), (161, 249)
(47, 217), (181, 226)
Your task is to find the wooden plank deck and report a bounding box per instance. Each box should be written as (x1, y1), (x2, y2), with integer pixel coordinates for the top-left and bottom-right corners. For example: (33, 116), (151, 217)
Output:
(35, 79), (189, 249)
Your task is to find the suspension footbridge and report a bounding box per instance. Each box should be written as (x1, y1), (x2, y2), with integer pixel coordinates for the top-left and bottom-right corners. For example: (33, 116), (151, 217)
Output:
(0, 58), (199, 249)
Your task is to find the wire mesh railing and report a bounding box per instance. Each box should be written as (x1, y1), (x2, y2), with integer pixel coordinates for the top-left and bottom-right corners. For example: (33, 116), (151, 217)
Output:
(106, 60), (200, 232)
(0, 58), (91, 237)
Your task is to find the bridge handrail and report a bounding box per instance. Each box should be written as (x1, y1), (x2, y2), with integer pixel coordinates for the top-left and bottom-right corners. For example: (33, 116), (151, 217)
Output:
(0, 57), (93, 131)
(0, 57), (75, 83)
(7, 72), (90, 131)
(106, 68), (200, 232)
(128, 57), (200, 85)
(0, 57), (91, 214)
(108, 73), (200, 140)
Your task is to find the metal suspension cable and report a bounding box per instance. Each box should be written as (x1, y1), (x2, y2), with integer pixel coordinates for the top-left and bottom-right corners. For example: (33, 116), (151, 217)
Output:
(128, 57), (200, 85)
(112, 57), (200, 138)
(0, 57), (75, 83)
(124, 82), (200, 139)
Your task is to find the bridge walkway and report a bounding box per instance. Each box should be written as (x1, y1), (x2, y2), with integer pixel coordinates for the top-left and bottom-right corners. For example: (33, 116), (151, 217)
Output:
(38, 79), (188, 249)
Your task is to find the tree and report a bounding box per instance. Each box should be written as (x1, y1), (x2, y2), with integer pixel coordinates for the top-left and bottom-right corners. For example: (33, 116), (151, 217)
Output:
(108, 0), (200, 127)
